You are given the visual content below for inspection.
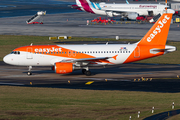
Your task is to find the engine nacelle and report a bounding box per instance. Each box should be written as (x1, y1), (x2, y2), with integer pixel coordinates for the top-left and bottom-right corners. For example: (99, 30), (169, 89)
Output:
(106, 11), (113, 17)
(127, 13), (139, 20)
(106, 11), (121, 17)
(54, 62), (74, 74)
(113, 12), (121, 16)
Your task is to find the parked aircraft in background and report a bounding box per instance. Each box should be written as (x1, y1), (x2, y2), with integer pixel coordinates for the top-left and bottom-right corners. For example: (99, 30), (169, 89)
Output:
(71, 0), (175, 20)
(3, 13), (176, 76)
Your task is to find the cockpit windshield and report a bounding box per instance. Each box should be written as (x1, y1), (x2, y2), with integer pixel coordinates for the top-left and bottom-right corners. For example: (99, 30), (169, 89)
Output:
(11, 51), (20, 55)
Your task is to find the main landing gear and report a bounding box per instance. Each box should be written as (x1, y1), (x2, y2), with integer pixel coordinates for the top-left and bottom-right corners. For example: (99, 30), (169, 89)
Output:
(82, 68), (91, 76)
(27, 66), (32, 76)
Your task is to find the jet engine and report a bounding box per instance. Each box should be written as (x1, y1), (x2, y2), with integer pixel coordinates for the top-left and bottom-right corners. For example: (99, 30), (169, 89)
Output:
(54, 62), (74, 74)
(106, 11), (121, 17)
(127, 13), (139, 20)
(106, 11), (113, 17)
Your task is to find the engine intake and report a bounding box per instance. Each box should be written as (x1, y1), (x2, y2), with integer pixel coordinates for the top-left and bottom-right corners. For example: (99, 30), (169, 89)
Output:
(55, 62), (74, 74)
(128, 13), (139, 20)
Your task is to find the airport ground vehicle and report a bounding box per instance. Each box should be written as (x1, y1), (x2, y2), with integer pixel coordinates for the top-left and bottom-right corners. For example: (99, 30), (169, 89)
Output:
(136, 16), (154, 21)
(91, 17), (116, 23)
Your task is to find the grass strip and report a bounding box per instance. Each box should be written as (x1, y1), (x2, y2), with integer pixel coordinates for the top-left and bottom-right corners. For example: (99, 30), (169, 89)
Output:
(0, 86), (180, 120)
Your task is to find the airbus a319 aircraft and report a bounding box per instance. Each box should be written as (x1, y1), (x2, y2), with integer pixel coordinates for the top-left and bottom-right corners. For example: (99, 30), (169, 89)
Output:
(3, 13), (176, 76)
(71, 0), (175, 20)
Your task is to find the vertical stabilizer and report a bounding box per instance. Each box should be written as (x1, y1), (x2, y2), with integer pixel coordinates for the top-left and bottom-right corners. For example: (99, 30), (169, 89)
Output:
(76, 0), (95, 14)
(138, 13), (173, 46)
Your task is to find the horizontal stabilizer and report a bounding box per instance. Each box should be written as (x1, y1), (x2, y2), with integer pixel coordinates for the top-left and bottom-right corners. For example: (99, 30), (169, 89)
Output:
(150, 46), (176, 54)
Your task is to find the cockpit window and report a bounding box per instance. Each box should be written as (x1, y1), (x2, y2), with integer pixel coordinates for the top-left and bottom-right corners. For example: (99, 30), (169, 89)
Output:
(11, 51), (20, 55)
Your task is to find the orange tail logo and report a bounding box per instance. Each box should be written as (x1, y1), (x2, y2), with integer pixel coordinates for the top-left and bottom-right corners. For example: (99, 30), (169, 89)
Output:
(138, 13), (173, 46)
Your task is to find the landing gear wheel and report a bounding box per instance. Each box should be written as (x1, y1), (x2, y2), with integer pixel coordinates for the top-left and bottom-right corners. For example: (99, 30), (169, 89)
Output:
(82, 69), (86, 74)
(85, 71), (91, 76)
(120, 18), (124, 21)
(27, 71), (32, 76)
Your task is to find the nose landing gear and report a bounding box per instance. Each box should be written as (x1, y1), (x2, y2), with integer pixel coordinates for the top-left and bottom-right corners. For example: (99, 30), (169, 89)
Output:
(27, 66), (32, 76)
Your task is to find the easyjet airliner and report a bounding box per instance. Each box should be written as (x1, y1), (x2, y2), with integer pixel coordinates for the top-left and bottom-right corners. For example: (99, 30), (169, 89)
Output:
(71, 0), (175, 20)
(3, 13), (176, 76)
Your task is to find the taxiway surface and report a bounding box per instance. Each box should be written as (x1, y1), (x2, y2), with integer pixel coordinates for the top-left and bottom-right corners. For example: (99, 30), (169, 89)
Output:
(1, 61), (180, 92)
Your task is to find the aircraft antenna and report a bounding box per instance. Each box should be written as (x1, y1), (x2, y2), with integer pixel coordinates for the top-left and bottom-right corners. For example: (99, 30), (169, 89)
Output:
(165, 0), (167, 13)
(30, 43), (33, 46)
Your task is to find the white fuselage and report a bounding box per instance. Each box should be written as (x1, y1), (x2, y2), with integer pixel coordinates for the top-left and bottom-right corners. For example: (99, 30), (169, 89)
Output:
(98, 3), (166, 16)
(3, 44), (176, 67)
(3, 44), (136, 67)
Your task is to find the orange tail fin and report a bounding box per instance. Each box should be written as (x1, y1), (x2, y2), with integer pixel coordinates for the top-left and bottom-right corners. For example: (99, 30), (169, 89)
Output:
(138, 13), (173, 46)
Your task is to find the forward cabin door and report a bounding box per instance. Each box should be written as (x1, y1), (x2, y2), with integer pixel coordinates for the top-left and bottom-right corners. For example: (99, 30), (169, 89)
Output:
(27, 47), (33, 59)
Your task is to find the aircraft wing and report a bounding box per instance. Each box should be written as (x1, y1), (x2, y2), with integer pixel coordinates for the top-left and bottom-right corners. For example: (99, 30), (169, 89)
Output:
(61, 55), (118, 63)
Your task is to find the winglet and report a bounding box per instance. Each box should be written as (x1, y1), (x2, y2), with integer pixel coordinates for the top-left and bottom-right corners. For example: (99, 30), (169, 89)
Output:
(112, 55), (118, 60)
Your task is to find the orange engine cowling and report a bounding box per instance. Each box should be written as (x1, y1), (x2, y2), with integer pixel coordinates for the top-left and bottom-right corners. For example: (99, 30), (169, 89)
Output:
(54, 62), (74, 74)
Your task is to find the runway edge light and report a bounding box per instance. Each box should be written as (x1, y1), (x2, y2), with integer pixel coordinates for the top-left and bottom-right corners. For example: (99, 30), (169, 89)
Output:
(152, 106), (154, 113)
(172, 102), (174, 109)
(138, 111), (140, 118)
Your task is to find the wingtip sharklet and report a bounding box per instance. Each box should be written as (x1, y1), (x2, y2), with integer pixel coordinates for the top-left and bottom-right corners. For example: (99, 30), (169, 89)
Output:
(112, 55), (118, 60)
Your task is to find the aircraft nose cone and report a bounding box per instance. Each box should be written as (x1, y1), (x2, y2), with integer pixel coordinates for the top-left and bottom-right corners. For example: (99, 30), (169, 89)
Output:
(3, 55), (11, 64)
(3, 56), (8, 64)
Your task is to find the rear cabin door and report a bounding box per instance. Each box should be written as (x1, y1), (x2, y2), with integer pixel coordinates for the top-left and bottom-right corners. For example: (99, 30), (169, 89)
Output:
(134, 46), (140, 58)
